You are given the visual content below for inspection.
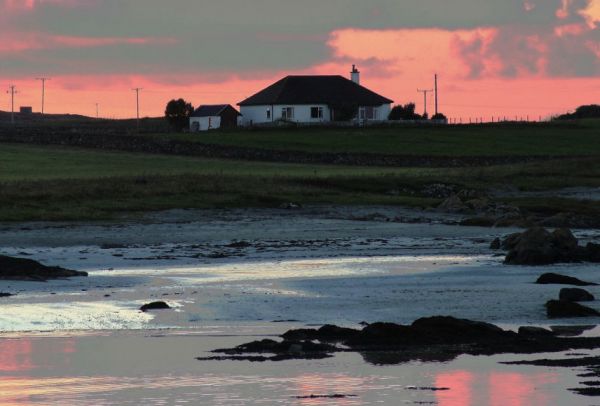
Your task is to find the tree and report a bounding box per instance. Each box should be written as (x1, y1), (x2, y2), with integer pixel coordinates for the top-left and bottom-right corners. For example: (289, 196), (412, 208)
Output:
(431, 112), (448, 122)
(554, 105), (600, 121)
(165, 99), (194, 131)
(388, 103), (422, 120)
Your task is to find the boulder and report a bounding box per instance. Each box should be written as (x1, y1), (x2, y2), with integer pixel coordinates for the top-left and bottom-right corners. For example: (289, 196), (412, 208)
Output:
(504, 227), (584, 265)
(139, 301), (171, 312)
(438, 195), (469, 212)
(536, 273), (597, 287)
(518, 326), (555, 337)
(0, 255), (87, 281)
(0, 292), (13, 298)
(546, 300), (600, 318)
(490, 238), (501, 250)
(559, 288), (595, 302)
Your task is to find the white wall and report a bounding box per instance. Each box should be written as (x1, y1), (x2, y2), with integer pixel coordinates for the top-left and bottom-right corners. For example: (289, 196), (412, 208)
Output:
(190, 116), (221, 132)
(240, 104), (330, 125)
(240, 103), (391, 125)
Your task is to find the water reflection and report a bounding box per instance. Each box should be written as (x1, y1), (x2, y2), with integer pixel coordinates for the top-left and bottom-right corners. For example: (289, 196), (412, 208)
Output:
(436, 370), (559, 406)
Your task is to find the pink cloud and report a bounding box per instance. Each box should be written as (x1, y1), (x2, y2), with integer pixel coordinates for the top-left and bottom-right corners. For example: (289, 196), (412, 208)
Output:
(0, 33), (177, 53)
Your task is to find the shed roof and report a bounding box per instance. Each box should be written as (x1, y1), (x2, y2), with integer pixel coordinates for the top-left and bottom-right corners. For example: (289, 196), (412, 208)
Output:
(238, 75), (393, 107)
(191, 104), (240, 117)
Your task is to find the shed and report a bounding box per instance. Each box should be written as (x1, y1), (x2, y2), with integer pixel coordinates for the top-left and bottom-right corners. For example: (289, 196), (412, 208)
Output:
(190, 104), (241, 132)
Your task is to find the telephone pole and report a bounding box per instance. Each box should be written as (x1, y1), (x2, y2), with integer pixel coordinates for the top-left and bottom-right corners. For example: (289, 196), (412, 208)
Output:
(6, 85), (17, 124)
(36, 77), (50, 115)
(132, 88), (142, 130)
(434, 74), (439, 117)
(95, 103), (99, 119)
(417, 88), (433, 117)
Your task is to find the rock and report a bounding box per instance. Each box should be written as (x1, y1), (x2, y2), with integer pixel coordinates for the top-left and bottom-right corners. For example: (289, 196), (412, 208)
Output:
(501, 233), (522, 250)
(546, 300), (600, 318)
(490, 238), (501, 250)
(518, 326), (555, 337)
(421, 183), (455, 198)
(536, 273), (597, 286)
(0, 292), (13, 297)
(282, 324), (360, 342)
(139, 301), (171, 312)
(226, 241), (252, 248)
(465, 198), (490, 211)
(504, 227), (589, 265)
(559, 288), (595, 302)
(0, 255), (87, 281)
(438, 195), (469, 212)
(459, 217), (496, 227)
(587, 243), (600, 262)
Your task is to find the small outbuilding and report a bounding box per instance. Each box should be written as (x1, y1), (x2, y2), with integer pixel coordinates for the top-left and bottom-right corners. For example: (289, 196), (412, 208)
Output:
(190, 104), (241, 132)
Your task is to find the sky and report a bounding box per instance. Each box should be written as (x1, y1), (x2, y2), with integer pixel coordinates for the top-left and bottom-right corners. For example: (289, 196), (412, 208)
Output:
(1, 0), (599, 120)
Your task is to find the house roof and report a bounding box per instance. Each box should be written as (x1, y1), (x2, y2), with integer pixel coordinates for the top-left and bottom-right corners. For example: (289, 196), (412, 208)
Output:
(191, 104), (240, 117)
(238, 75), (393, 107)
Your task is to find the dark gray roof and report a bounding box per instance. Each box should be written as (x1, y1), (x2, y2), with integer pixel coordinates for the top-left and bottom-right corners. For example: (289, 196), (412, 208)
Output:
(238, 75), (393, 107)
(191, 104), (240, 117)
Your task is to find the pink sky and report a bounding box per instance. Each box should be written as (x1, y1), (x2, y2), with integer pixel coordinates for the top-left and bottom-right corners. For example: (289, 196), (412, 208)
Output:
(1, 0), (598, 120)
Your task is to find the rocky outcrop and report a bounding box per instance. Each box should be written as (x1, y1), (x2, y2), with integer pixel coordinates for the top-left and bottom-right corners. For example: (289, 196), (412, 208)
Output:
(139, 301), (171, 312)
(536, 273), (597, 286)
(559, 288), (595, 302)
(0, 255), (87, 281)
(504, 228), (600, 265)
(546, 300), (600, 318)
(202, 316), (600, 364)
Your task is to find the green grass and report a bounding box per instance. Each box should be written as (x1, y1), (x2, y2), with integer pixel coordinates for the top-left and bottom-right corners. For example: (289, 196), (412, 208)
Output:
(1, 142), (599, 221)
(153, 121), (600, 157)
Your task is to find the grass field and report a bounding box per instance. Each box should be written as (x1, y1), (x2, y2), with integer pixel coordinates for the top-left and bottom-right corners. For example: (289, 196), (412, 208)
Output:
(154, 121), (600, 157)
(1, 142), (599, 221)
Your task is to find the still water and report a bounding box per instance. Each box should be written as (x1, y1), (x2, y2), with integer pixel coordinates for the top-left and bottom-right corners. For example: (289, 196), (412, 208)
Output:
(0, 328), (591, 406)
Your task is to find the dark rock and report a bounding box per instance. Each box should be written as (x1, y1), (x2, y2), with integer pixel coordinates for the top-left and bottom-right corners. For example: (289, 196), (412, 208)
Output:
(560, 288), (595, 302)
(226, 241), (251, 248)
(282, 324), (360, 342)
(550, 325), (596, 336)
(438, 195), (469, 212)
(546, 300), (600, 318)
(536, 273), (597, 286)
(459, 217), (496, 227)
(0, 292), (13, 297)
(99, 243), (128, 249)
(139, 301), (171, 312)
(501, 233), (522, 250)
(518, 326), (555, 337)
(294, 394), (357, 399)
(0, 255), (87, 281)
(504, 227), (600, 266)
(490, 238), (501, 250)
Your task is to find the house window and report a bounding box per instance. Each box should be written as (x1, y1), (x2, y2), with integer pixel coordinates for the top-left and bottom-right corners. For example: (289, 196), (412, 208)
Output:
(311, 107), (323, 119)
(360, 107), (378, 120)
(281, 107), (294, 120)
(266, 108), (271, 119)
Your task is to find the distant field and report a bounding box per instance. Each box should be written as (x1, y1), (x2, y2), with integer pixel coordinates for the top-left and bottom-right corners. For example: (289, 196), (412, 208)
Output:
(156, 121), (600, 157)
(0, 143), (599, 221)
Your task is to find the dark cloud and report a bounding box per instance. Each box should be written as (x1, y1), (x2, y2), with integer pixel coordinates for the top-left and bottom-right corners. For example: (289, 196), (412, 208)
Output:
(0, 0), (597, 78)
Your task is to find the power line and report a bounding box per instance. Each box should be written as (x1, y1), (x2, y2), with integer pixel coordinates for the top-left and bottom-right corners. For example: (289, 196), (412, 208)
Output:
(36, 77), (50, 115)
(6, 85), (17, 124)
(417, 88), (433, 116)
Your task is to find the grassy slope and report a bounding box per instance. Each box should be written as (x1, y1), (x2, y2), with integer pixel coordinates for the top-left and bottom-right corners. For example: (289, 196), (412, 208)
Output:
(155, 121), (600, 157)
(1, 143), (599, 221)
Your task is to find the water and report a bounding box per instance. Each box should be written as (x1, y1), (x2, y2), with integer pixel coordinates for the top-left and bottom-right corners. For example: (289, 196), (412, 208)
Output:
(0, 330), (590, 405)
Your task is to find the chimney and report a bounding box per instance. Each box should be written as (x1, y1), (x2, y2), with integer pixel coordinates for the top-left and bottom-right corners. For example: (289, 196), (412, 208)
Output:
(351, 64), (360, 85)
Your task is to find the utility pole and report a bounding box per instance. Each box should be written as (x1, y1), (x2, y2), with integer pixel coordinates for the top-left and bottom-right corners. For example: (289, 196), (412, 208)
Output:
(95, 103), (99, 119)
(434, 74), (439, 117)
(417, 88), (433, 117)
(6, 85), (17, 124)
(132, 88), (142, 130)
(36, 77), (50, 115)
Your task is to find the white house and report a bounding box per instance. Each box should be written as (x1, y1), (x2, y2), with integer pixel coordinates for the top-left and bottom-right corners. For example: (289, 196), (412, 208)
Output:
(238, 66), (393, 126)
(189, 104), (241, 132)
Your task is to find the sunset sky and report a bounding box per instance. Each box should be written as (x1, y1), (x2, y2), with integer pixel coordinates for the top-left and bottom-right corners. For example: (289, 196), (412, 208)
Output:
(1, 0), (599, 120)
